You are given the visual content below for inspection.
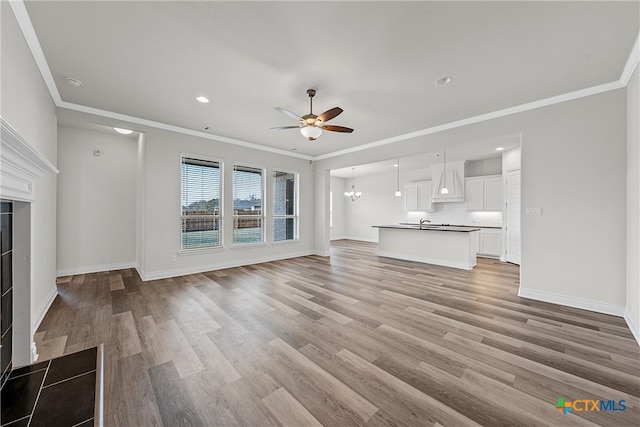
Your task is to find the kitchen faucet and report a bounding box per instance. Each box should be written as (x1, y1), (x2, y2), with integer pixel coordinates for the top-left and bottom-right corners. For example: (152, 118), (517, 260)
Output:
(419, 218), (431, 229)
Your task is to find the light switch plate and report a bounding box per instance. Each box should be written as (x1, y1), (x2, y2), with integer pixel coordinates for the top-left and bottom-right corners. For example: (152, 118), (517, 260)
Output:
(526, 207), (542, 216)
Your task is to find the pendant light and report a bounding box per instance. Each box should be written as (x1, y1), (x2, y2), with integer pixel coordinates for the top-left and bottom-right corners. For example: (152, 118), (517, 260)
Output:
(440, 150), (449, 194)
(394, 159), (402, 197)
(344, 167), (362, 201)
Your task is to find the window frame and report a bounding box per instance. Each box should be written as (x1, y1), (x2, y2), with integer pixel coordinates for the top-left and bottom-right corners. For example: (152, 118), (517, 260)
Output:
(232, 162), (266, 246)
(272, 169), (299, 242)
(179, 153), (224, 252)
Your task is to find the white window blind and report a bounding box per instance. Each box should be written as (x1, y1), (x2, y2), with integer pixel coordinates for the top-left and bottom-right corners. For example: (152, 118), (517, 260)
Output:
(181, 156), (222, 249)
(273, 170), (298, 241)
(233, 164), (264, 245)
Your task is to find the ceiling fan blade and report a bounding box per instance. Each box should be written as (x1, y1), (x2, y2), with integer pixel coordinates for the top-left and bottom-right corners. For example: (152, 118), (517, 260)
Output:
(322, 125), (354, 133)
(270, 126), (301, 130)
(317, 107), (343, 123)
(275, 107), (302, 121)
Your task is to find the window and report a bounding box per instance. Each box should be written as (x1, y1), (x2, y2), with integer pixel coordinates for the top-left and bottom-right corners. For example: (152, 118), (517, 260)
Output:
(273, 170), (298, 241)
(233, 164), (264, 245)
(181, 156), (222, 250)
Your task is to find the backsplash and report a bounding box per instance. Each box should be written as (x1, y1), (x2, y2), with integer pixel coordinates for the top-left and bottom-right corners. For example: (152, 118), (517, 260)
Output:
(407, 202), (502, 227)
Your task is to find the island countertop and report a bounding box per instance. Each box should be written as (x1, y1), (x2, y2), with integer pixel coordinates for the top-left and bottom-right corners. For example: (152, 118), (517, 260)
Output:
(373, 224), (481, 232)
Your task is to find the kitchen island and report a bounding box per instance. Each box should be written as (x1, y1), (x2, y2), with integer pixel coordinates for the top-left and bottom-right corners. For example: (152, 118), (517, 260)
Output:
(372, 224), (481, 270)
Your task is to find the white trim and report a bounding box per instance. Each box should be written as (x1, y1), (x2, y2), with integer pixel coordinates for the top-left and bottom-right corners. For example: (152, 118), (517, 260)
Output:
(313, 81), (623, 161)
(56, 261), (136, 277)
(138, 250), (315, 281)
(8, 0), (62, 105)
(1, 117), (59, 202)
(57, 102), (314, 160)
(10, 0), (639, 163)
(624, 308), (640, 346)
(620, 32), (640, 86)
(31, 285), (58, 338)
(518, 288), (625, 317)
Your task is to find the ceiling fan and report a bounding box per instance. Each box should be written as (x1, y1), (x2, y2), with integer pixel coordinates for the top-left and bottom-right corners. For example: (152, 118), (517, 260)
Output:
(271, 89), (354, 141)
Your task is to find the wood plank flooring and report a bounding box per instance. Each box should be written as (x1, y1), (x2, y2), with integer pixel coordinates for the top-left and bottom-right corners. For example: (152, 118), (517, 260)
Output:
(36, 240), (639, 426)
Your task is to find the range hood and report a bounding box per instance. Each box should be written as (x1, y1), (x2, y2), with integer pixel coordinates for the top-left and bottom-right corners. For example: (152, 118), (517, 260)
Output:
(431, 160), (466, 203)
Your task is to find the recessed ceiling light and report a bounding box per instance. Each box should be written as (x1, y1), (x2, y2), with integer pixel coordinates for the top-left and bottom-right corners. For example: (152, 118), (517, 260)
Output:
(496, 147), (505, 151)
(435, 76), (452, 86)
(65, 77), (82, 87)
(393, 163), (399, 167)
(114, 127), (133, 135)
(196, 96), (210, 103)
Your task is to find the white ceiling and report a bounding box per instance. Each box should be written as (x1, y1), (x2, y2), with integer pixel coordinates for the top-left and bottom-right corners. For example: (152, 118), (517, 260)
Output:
(19, 1), (639, 160)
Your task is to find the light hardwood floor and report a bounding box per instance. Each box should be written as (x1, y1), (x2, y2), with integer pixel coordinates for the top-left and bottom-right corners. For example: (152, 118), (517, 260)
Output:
(37, 240), (639, 426)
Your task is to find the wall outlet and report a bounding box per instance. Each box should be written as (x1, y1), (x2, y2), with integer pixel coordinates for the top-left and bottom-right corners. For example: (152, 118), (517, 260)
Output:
(170, 255), (177, 262)
(526, 207), (542, 216)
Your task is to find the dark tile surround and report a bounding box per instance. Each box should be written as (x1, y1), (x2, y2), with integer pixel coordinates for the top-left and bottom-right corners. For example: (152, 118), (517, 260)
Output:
(1, 201), (13, 389)
(0, 347), (98, 427)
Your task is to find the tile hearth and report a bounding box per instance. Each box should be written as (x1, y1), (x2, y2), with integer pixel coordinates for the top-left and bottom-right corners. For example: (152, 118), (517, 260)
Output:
(0, 346), (99, 427)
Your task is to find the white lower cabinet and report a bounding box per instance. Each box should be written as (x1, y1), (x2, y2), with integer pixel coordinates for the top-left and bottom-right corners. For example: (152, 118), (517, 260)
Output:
(478, 228), (502, 258)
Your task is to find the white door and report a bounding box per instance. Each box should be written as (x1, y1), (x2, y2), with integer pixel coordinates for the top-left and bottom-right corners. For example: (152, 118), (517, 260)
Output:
(506, 170), (521, 265)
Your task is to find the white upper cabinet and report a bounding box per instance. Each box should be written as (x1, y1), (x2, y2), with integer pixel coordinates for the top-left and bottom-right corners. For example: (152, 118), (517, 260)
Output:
(484, 177), (503, 211)
(465, 175), (503, 211)
(404, 181), (434, 212)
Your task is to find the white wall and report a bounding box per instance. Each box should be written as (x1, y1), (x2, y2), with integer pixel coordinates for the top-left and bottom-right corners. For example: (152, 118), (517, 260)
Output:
(315, 88), (629, 316)
(2, 3), (58, 337)
(329, 176), (346, 240)
(342, 170), (406, 242)
(626, 65), (639, 343)
(138, 127), (316, 279)
(502, 146), (521, 172)
(56, 126), (137, 275)
(467, 157), (502, 177)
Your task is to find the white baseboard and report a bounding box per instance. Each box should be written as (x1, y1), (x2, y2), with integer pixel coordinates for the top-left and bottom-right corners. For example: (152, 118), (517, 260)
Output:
(624, 308), (640, 346)
(31, 284), (57, 337)
(518, 288), (625, 317)
(139, 250), (315, 281)
(56, 261), (137, 277)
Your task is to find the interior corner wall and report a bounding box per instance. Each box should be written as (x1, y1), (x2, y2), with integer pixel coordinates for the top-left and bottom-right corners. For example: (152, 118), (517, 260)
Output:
(1, 2), (58, 338)
(626, 64), (640, 343)
(136, 132), (147, 276)
(518, 89), (627, 314)
(139, 127), (316, 279)
(56, 126), (137, 275)
(329, 176), (346, 240)
(343, 170), (406, 242)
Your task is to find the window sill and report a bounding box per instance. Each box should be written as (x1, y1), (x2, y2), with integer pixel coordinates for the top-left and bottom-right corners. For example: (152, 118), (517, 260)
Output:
(178, 246), (224, 256)
(231, 242), (268, 250)
(272, 239), (301, 245)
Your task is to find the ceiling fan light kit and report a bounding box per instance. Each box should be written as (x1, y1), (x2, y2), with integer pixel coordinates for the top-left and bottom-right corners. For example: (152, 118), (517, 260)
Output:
(272, 88), (354, 141)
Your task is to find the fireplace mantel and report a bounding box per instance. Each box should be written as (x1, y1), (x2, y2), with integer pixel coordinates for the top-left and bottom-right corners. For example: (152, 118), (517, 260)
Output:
(1, 117), (59, 202)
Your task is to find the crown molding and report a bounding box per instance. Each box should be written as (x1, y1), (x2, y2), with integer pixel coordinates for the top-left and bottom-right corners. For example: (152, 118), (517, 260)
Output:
(57, 101), (314, 161)
(1, 117), (59, 202)
(8, 0), (61, 105)
(10, 0), (638, 163)
(620, 32), (640, 86)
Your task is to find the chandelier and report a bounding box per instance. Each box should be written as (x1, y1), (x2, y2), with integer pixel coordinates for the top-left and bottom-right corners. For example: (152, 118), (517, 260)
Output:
(344, 167), (362, 201)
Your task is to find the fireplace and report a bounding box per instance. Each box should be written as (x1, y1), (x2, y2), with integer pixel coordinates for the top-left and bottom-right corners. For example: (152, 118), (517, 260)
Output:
(0, 117), (59, 386)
